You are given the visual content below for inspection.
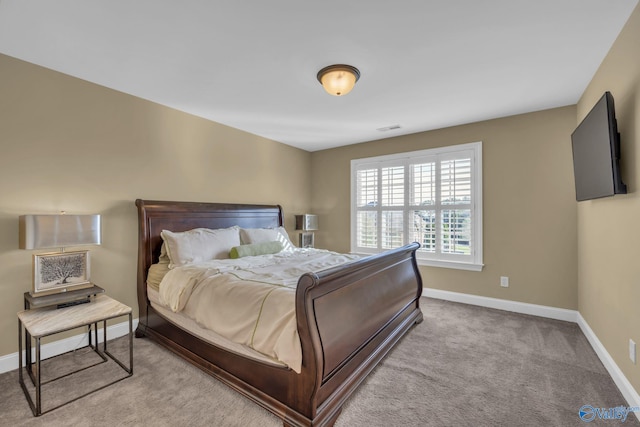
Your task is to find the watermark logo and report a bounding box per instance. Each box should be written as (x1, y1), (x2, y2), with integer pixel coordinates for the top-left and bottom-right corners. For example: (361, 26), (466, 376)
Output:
(579, 405), (640, 423)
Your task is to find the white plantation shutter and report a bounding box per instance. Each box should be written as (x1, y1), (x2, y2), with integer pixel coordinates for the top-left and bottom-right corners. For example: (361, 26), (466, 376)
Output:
(356, 168), (377, 207)
(356, 168), (378, 248)
(439, 154), (472, 259)
(351, 142), (483, 271)
(381, 166), (405, 206)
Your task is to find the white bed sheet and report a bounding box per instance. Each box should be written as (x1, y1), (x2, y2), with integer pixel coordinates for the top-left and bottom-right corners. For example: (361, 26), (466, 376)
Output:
(147, 285), (288, 368)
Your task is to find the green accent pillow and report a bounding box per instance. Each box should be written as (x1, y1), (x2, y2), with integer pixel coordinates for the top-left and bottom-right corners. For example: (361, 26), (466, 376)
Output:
(229, 241), (284, 259)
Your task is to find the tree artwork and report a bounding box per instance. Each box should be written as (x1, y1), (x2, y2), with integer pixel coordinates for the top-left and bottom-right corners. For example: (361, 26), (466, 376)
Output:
(39, 253), (85, 285)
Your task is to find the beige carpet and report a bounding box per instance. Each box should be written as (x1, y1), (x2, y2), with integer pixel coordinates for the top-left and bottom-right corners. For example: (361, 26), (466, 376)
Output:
(0, 297), (637, 426)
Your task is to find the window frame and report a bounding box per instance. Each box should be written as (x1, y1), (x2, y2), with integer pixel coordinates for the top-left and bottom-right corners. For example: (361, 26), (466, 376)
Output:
(350, 141), (483, 271)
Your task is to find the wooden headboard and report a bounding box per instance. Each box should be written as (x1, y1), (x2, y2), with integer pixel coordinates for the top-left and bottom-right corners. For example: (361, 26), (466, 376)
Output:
(135, 199), (283, 302)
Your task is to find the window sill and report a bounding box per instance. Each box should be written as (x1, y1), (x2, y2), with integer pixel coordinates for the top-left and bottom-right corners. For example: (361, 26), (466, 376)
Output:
(417, 259), (484, 271)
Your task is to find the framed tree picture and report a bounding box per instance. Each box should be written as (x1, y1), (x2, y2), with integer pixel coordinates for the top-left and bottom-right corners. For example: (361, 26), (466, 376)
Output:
(32, 250), (92, 296)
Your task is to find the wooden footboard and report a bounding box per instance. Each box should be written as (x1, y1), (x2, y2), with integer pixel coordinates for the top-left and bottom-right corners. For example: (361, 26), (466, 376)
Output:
(134, 199), (422, 427)
(294, 243), (423, 425)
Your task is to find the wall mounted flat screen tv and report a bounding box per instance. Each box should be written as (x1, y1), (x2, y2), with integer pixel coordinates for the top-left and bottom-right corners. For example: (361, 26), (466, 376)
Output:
(571, 91), (626, 201)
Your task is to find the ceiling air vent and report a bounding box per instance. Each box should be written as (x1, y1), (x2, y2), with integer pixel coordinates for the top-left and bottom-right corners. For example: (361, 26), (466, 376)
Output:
(376, 124), (401, 132)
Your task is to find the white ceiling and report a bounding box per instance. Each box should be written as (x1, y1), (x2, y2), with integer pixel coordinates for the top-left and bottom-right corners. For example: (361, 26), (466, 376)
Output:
(0, 1), (637, 152)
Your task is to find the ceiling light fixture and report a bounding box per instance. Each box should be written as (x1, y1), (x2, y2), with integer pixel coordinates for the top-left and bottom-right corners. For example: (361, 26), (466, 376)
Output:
(317, 64), (360, 96)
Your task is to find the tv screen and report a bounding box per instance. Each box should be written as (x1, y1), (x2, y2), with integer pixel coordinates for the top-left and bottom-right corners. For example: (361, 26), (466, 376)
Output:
(571, 91), (626, 201)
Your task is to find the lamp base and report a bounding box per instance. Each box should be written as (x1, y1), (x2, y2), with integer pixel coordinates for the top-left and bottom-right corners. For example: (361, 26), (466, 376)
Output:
(299, 232), (315, 248)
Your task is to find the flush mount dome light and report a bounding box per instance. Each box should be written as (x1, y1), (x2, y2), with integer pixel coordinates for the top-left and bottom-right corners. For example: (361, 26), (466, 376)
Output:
(317, 64), (360, 96)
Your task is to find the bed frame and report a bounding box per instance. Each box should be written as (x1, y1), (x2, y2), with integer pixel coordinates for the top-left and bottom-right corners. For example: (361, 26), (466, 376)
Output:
(135, 199), (423, 427)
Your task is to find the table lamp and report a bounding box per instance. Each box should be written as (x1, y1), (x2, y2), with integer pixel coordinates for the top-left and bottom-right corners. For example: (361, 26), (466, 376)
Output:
(295, 214), (318, 248)
(19, 214), (101, 296)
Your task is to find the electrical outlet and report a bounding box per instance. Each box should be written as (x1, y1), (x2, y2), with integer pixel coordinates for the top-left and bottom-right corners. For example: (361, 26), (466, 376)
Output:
(500, 276), (509, 288)
(630, 339), (636, 364)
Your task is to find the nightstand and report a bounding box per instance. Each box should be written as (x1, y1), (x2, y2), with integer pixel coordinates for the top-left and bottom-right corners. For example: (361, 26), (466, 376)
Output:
(18, 292), (133, 416)
(22, 284), (106, 374)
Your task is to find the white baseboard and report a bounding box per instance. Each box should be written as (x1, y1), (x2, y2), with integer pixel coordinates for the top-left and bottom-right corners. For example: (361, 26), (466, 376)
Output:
(0, 318), (138, 375)
(423, 287), (639, 419)
(577, 313), (640, 420)
(422, 288), (578, 322)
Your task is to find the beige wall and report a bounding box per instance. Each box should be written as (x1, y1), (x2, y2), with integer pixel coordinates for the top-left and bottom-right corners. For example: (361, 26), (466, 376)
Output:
(0, 54), (311, 357)
(577, 4), (640, 393)
(311, 106), (578, 309)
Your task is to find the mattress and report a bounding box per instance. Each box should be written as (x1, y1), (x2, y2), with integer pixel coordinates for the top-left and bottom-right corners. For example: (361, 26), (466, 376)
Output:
(147, 285), (287, 368)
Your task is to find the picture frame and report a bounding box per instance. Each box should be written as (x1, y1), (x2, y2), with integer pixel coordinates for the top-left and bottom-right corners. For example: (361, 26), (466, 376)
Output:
(32, 250), (92, 296)
(299, 232), (315, 248)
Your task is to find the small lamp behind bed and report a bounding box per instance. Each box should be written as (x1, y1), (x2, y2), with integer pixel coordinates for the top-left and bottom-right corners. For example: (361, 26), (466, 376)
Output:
(295, 214), (318, 248)
(19, 213), (101, 296)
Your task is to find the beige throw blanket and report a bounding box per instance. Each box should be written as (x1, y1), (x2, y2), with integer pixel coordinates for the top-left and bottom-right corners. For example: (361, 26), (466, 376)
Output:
(158, 249), (360, 373)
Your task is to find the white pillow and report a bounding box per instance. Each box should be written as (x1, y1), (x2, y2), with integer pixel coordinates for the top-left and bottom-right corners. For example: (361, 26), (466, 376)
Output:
(161, 226), (240, 268)
(158, 242), (170, 264)
(240, 226), (294, 251)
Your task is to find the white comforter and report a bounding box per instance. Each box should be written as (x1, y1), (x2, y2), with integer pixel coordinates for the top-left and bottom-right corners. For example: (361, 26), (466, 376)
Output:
(158, 249), (360, 373)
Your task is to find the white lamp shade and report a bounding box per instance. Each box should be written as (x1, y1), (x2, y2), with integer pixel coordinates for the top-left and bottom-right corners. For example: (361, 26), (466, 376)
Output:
(19, 214), (101, 250)
(295, 214), (318, 231)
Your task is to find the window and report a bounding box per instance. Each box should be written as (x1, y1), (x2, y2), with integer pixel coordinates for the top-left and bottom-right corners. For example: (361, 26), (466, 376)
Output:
(351, 142), (483, 271)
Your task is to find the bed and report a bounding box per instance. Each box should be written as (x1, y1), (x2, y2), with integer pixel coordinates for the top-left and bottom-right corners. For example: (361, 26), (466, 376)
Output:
(135, 199), (423, 427)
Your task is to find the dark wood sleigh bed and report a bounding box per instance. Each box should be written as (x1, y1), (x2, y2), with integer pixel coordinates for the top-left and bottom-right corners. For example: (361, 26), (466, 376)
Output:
(135, 199), (423, 427)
